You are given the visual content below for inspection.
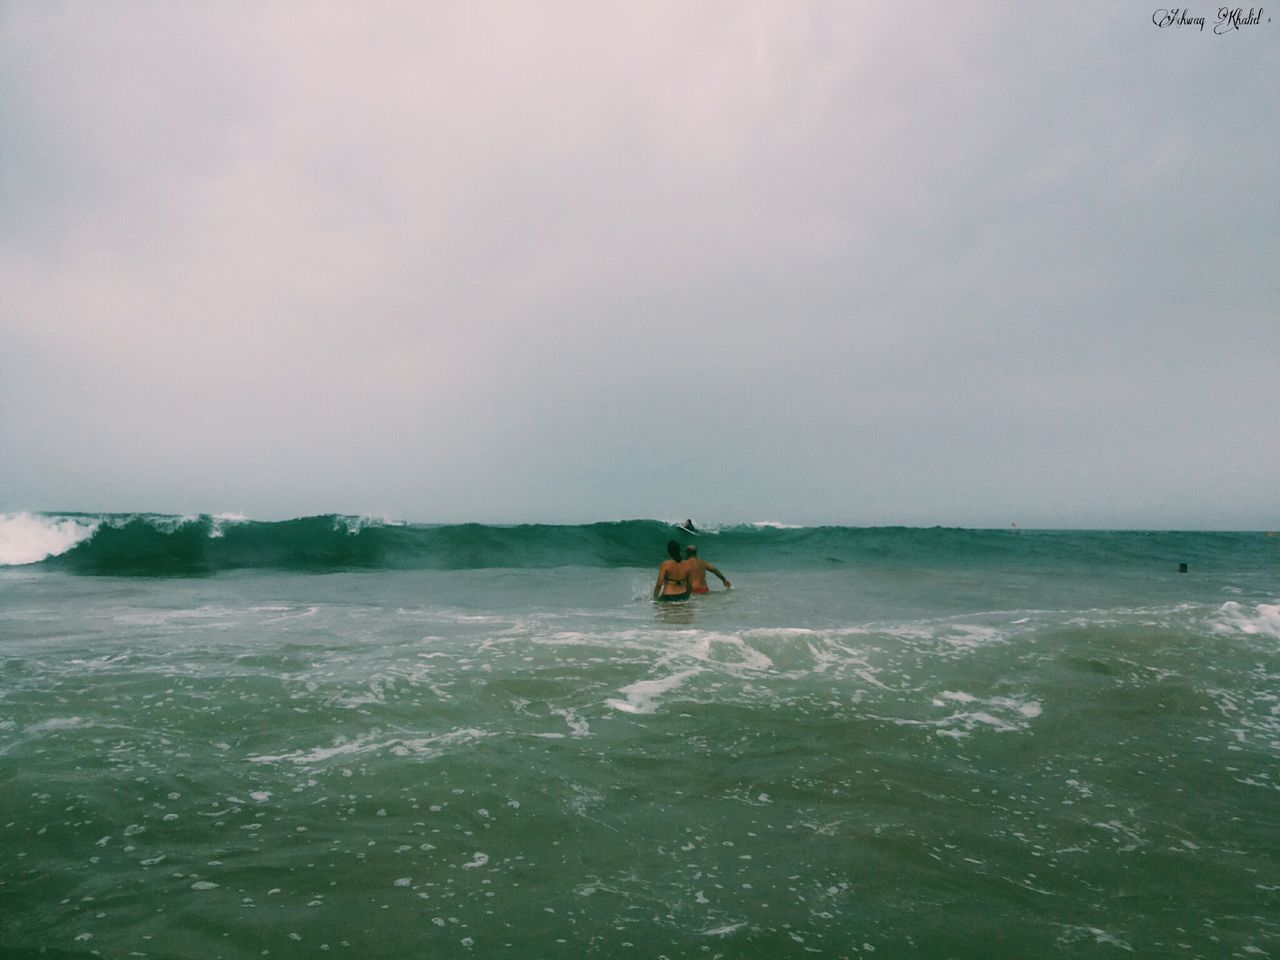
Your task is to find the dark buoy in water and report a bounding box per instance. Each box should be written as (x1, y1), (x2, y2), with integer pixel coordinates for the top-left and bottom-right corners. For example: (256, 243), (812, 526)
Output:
(1178, 563), (1188, 573)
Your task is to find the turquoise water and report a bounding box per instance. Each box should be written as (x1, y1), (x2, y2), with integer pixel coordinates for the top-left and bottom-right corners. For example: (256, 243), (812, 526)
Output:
(1, 516), (1278, 958)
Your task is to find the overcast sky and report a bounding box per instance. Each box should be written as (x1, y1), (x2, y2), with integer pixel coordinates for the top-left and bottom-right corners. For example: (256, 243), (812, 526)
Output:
(2, 2), (1276, 528)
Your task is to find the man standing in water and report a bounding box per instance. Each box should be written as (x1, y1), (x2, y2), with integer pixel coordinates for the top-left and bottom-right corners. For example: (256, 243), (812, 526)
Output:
(685, 544), (731, 594)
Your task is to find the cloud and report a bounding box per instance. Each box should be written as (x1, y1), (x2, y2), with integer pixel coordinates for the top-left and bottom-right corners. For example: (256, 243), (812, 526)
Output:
(2, 2), (1277, 525)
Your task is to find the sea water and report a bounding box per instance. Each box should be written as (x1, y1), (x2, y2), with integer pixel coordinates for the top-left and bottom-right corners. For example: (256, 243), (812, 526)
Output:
(1, 515), (1277, 958)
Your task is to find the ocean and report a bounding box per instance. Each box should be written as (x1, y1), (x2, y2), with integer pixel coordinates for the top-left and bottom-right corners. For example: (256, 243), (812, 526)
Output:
(1, 513), (1277, 959)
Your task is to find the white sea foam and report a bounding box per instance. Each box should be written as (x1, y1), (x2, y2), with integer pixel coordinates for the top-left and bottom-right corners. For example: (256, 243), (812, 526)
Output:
(25, 716), (88, 733)
(741, 627), (822, 639)
(922, 691), (1043, 739)
(607, 669), (700, 714)
(261, 606), (320, 624)
(334, 514), (405, 534)
(550, 707), (591, 737)
(1210, 602), (1280, 640)
(0, 512), (98, 565)
(144, 513), (202, 534)
(673, 631), (774, 672)
(941, 624), (1007, 648)
(701, 922), (747, 936)
(246, 727), (490, 765)
(209, 513), (250, 538)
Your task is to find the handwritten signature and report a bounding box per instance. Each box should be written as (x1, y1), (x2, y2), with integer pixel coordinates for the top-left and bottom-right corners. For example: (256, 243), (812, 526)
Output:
(1153, 7), (1270, 32)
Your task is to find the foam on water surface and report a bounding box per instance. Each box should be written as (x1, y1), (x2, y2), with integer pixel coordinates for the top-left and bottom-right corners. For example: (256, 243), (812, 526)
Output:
(1211, 601), (1280, 639)
(607, 668), (701, 714)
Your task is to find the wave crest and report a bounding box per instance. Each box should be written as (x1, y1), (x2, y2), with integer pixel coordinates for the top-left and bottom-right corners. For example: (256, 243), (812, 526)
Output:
(0, 512), (100, 565)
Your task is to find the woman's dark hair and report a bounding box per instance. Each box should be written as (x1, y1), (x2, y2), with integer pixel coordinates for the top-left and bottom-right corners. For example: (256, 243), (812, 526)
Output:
(666, 539), (682, 562)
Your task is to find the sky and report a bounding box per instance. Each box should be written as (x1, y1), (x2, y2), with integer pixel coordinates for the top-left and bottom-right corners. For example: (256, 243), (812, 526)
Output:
(1, 2), (1276, 528)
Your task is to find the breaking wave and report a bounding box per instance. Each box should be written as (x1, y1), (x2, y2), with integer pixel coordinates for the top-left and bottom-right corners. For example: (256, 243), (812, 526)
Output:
(0, 512), (1272, 578)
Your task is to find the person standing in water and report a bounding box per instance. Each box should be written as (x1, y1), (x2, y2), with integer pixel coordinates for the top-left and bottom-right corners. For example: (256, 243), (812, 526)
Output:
(685, 544), (730, 593)
(653, 540), (693, 602)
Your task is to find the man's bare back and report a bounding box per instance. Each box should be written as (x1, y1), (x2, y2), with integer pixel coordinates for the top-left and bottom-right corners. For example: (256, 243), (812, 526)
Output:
(685, 545), (731, 593)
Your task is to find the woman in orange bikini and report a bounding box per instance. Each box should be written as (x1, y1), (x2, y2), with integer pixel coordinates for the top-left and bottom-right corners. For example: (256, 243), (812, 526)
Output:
(652, 539), (692, 602)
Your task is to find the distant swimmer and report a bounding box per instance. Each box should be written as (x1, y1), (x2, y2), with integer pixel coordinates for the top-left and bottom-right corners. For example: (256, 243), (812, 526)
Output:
(653, 539), (693, 602)
(685, 544), (730, 593)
